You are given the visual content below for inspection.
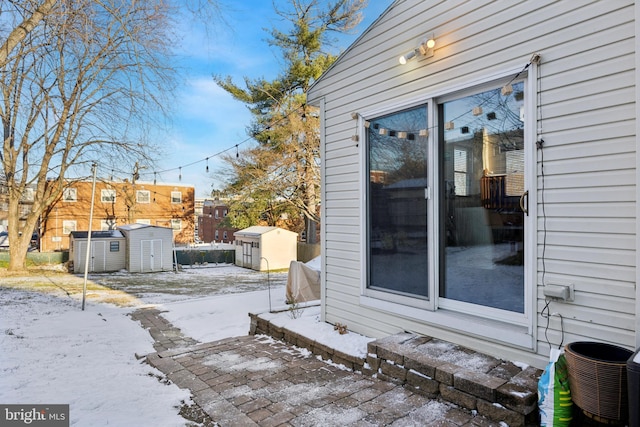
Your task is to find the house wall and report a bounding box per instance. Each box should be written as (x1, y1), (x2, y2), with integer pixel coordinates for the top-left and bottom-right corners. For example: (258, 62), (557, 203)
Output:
(39, 180), (195, 252)
(308, 0), (637, 368)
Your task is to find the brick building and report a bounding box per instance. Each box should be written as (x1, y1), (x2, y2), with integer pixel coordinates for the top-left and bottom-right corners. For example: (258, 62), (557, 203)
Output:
(39, 180), (195, 252)
(197, 199), (237, 243)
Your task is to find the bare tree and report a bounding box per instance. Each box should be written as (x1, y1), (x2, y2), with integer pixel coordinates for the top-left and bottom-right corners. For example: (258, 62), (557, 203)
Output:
(0, 0), (218, 271)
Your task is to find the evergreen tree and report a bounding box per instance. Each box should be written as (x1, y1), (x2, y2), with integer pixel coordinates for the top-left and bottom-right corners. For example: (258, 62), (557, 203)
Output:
(215, 0), (367, 243)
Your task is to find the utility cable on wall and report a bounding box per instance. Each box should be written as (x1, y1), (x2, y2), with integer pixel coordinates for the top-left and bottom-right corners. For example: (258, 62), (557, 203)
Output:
(533, 54), (566, 349)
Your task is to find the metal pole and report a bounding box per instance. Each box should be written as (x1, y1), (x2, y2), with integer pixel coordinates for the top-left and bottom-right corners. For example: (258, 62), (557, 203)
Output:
(82, 163), (98, 311)
(261, 257), (271, 312)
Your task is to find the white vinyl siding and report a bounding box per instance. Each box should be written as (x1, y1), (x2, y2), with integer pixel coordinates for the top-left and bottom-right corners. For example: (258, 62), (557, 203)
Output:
(308, 0), (636, 368)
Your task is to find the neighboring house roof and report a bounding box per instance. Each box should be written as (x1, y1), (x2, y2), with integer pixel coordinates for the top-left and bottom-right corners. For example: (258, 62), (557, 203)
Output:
(70, 230), (124, 239)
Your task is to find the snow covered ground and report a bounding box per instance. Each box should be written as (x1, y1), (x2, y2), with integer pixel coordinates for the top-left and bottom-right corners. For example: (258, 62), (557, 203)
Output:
(1, 264), (371, 426)
(1, 286), (192, 426)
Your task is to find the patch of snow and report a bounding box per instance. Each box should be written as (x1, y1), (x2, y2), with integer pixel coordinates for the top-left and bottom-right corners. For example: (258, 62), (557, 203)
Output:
(409, 369), (432, 379)
(158, 287), (287, 342)
(509, 391), (531, 398)
(304, 256), (321, 271)
(0, 288), (190, 426)
(204, 353), (282, 372)
(512, 361), (529, 370)
(322, 359), (352, 371)
(259, 306), (375, 359)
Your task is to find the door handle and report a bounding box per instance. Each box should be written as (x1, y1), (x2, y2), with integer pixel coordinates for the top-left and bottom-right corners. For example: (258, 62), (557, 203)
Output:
(520, 190), (529, 216)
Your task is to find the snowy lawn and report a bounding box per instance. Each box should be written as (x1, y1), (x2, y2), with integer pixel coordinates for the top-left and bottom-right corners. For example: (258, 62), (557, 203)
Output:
(0, 286), (192, 426)
(1, 264), (374, 426)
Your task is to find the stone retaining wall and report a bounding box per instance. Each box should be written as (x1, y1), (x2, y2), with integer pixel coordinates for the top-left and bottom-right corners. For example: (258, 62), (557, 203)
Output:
(249, 312), (542, 427)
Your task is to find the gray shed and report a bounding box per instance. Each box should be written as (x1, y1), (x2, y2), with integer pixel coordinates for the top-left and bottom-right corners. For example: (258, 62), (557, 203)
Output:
(118, 224), (174, 273)
(234, 226), (297, 271)
(69, 230), (126, 273)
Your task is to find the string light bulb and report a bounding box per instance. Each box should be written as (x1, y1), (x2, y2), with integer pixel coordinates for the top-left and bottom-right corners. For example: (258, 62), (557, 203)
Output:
(501, 84), (513, 96)
(179, 166), (182, 181)
(153, 172), (156, 185)
(206, 158), (209, 173)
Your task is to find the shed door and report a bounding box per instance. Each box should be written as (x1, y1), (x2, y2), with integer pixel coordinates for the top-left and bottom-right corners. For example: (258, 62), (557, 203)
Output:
(242, 242), (252, 268)
(77, 241), (106, 273)
(141, 239), (162, 272)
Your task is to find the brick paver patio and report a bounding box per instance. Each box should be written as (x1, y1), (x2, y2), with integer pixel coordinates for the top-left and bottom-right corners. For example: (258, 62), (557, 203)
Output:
(132, 307), (530, 426)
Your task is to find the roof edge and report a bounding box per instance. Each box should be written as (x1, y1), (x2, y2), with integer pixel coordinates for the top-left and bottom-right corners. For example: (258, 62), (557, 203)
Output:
(307, 0), (401, 104)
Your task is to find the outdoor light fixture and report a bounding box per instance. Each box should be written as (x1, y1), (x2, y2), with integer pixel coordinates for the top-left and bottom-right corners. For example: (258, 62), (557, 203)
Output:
(399, 49), (417, 65)
(419, 37), (436, 54)
(398, 36), (436, 65)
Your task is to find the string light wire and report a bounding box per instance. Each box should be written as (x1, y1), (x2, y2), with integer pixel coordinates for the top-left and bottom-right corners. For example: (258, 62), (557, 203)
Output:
(104, 103), (310, 184)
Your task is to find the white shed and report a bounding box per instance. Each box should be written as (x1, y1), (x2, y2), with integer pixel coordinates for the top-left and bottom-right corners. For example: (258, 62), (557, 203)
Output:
(69, 230), (126, 273)
(118, 224), (174, 273)
(234, 226), (297, 271)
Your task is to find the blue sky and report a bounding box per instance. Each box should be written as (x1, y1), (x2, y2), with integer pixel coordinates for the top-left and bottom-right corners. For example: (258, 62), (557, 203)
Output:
(147, 1), (390, 197)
